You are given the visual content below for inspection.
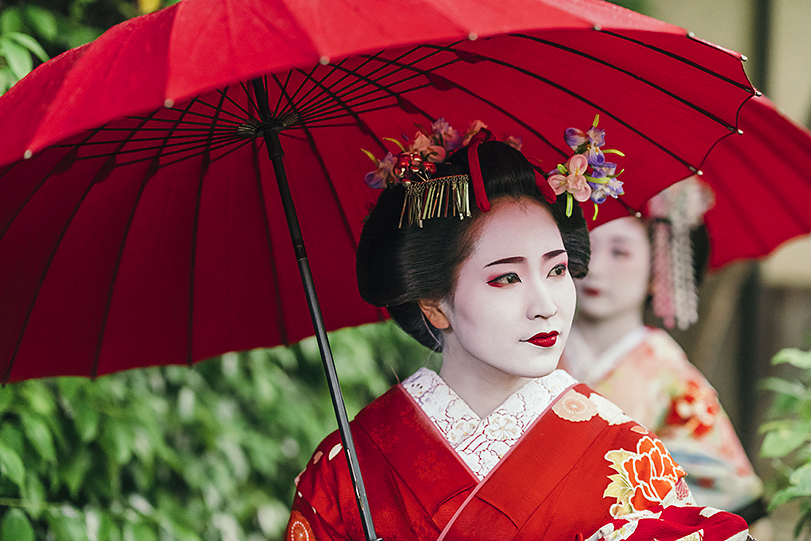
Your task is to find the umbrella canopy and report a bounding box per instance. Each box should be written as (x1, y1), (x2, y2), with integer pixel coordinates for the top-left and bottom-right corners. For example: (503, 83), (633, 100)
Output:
(702, 95), (811, 268)
(0, 0), (755, 383)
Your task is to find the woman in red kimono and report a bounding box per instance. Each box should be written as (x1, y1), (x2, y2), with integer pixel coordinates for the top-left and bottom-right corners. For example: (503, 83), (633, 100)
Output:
(286, 119), (752, 541)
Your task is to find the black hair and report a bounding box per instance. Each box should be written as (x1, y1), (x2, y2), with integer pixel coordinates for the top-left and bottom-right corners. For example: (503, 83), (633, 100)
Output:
(356, 140), (590, 350)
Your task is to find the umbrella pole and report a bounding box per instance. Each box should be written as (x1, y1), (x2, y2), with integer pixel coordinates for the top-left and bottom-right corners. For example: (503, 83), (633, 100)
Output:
(255, 112), (382, 540)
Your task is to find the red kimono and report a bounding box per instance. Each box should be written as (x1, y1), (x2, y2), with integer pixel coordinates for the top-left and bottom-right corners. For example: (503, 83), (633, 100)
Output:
(287, 376), (749, 541)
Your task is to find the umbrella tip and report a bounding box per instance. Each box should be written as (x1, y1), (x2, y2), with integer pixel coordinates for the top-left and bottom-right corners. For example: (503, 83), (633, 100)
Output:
(320, 55), (330, 65)
(741, 54), (748, 62)
(164, 98), (175, 108)
(592, 24), (602, 31)
(755, 90), (763, 97)
(696, 170), (704, 176)
(686, 31), (696, 38)
(23, 149), (32, 160)
(468, 32), (478, 41)
(737, 129), (744, 135)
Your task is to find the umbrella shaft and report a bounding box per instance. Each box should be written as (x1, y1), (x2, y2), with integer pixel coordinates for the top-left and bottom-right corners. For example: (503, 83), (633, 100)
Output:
(261, 126), (382, 541)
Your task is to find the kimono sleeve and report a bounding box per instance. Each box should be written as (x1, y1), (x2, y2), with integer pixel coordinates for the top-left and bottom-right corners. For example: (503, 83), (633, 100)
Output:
(584, 405), (750, 541)
(285, 433), (354, 541)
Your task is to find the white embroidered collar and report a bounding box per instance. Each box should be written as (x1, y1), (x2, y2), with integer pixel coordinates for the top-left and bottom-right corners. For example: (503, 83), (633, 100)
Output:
(402, 367), (576, 480)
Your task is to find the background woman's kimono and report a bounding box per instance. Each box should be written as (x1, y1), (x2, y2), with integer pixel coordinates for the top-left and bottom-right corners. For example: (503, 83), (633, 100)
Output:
(562, 326), (764, 520)
(286, 369), (749, 540)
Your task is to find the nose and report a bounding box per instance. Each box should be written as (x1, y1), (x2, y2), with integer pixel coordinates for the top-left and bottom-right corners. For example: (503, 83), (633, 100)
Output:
(526, 281), (558, 320)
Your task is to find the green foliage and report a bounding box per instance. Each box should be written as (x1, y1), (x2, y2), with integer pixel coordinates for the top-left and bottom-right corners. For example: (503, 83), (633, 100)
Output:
(0, 321), (434, 540)
(0, 31), (48, 94)
(759, 344), (811, 537)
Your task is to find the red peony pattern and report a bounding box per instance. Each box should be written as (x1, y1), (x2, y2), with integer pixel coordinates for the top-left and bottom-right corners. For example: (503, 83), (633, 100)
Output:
(603, 435), (687, 517)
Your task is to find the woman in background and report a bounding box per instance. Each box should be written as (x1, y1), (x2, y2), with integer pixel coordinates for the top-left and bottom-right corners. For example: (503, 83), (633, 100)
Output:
(562, 179), (766, 529)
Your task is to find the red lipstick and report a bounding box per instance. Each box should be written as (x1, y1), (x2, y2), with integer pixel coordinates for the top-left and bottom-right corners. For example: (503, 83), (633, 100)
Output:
(527, 331), (559, 348)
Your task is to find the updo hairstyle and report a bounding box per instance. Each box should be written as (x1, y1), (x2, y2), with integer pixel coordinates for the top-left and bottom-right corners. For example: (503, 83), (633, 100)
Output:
(356, 140), (590, 350)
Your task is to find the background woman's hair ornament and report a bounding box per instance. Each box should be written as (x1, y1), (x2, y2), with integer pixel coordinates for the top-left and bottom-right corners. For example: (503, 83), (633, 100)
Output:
(549, 114), (626, 219)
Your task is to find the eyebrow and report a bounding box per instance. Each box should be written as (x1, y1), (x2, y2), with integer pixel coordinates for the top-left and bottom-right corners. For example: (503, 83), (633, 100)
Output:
(484, 249), (566, 268)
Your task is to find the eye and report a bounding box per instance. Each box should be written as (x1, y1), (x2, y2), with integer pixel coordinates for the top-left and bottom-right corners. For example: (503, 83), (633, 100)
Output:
(488, 273), (521, 287)
(548, 264), (567, 278)
(611, 248), (631, 258)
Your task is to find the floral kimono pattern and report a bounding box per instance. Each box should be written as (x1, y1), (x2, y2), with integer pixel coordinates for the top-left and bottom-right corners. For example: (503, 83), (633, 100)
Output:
(286, 369), (748, 540)
(562, 326), (763, 515)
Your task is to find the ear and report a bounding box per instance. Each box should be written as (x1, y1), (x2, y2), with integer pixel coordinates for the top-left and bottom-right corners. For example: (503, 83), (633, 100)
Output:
(418, 299), (450, 330)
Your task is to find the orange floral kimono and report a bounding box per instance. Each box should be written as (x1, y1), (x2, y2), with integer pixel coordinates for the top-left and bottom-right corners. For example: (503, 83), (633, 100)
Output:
(562, 326), (764, 519)
(287, 369), (749, 540)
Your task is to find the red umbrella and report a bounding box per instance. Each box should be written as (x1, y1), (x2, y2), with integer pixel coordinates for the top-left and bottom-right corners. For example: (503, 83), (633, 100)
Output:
(0, 0), (756, 537)
(0, 0), (755, 381)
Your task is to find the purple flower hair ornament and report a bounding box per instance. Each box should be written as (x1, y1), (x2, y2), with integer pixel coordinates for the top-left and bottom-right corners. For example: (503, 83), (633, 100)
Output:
(550, 114), (625, 218)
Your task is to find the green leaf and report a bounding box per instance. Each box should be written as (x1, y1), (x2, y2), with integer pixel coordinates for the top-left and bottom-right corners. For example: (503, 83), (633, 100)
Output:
(760, 420), (811, 458)
(0, 443), (25, 488)
(48, 509), (89, 541)
(789, 462), (811, 494)
(773, 347), (811, 369)
(20, 381), (55, 415)
(0, 37), (33, 79)
(759, 376), (806, 398)
(0, 387), (14, 413)
(22, 5), (58, 42)
(99, 419), (133, 465)
(20, 413), (56, 463)
(22, 473), (45, 519)
(0, 8), (24, 35)
(1, 508), (34, 541)
(5, 33), (47, 62)
(73, 403), (100, 443)
(123, 521), (158, 541)
(769, 484), (808, 511)
(62, 451), (92, 498)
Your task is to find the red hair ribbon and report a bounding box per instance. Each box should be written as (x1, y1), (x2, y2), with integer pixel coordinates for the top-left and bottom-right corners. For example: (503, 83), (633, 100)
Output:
(466, 129), (493, 212)
(527, 157), (557, 204)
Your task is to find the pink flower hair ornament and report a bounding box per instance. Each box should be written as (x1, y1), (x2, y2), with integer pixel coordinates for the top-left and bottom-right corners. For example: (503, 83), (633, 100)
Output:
(549, 114), (626, 219)
(361, 118), (555, 227)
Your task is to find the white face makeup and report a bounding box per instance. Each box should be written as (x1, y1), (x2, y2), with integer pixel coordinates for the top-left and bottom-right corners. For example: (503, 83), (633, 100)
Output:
(431, 199), (576, 384)
(575, 216), (651, 322)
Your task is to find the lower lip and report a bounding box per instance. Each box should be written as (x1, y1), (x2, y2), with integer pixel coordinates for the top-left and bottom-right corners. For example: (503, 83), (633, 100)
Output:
(528, 332), (559, 348)
(583, 287), (600, 296)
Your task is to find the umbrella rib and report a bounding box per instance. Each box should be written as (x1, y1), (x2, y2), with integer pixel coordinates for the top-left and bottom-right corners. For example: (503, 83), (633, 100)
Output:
(209, 88), (258, 123)
(91, 99), (204, 377)
(250, 140), (289, 346)
(287, 50), (417, 120)
(292, 47), (454, 123)
(114, 135), (248, 168)
(73, 132), (245, 161)
(124, 115), (242, 128)
(0, 126), (105, 243)
(129, 110), (243, 126)
(2, 119), (151, 383)
(512, 35), (739, 131)
(270, 74), (390, 154)
(423, 45), (699, 170)
(601, 30), (754, 92)
(349, 53), (566, 159)
(186, 89), (231, 366)
(301, 122), (360, 252)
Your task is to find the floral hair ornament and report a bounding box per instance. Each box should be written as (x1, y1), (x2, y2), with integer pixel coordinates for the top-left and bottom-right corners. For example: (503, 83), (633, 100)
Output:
(362, 118), (540, 227)
(548, 114), (625, 219)
(647, 177), (714, 330)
